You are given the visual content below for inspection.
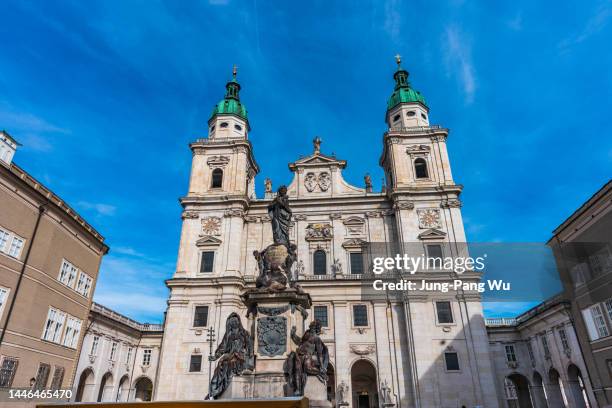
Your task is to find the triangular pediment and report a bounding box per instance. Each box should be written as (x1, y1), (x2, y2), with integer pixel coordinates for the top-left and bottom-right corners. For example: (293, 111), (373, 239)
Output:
(289, 153), (346, 170)
(195, 236), (222, 247)
(342, 238), (368, 249)
(418, 229), (447, 240)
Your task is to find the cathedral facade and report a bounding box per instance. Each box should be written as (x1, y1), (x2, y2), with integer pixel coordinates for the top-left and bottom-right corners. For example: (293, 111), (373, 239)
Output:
(154, 61), (499, 408)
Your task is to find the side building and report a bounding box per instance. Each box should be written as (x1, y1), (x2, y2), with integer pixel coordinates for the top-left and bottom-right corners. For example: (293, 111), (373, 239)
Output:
(487, 295), (595, 408)
(73, 303), (162, 403)
(549, 180), (612, 407)
(0, 131), (108, 395)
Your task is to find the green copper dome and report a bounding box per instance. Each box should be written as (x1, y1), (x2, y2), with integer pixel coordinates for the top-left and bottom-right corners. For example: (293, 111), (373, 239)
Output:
(387, 57), (427, 110)
(209, 68), (248, 122)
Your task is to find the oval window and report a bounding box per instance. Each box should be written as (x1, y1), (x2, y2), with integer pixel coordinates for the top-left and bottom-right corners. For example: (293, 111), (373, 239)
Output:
(406, 111), (416, 117)
(220, 122), (229, 128)
(234, 124), (242, 131)
(421, 113), (427, 120)
(393, 114), (401, 122)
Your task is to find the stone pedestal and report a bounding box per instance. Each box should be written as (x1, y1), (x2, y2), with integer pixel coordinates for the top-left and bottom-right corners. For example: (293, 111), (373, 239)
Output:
(241, 289), (312, 398)
(303, 376), (332, 408)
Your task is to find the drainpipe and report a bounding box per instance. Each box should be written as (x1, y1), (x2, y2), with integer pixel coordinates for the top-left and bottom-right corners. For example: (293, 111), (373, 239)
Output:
(0, 202), (47, 349)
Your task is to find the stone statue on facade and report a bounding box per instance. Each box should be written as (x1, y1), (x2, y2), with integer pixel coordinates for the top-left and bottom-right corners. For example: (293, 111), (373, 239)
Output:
(337, 381), (349, 406)
(313, 136), (322, 154)
(284, 320), (329, 396)
(206, 313), (254, 399)
(380, 379), (394, 406)
(364, 173), (372, 192)
(264, 178), (272, 194)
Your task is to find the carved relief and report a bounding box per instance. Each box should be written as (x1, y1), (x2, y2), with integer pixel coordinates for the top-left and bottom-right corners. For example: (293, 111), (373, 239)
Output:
(182, 211), (199, 219)
(243, 215), (259, 223)
(304, 173), (317, 192)
(343, 216), (365, 236)
(329, 213), (342, 220)
(257, 316), (287, 357)
(394, 201), (415, 210)
(207, 155), (230, 168)
(303, 171), (332, 192)
(305, 223), (333, 240)
(406, 144), (430, 153)
(318, 172), (331, 191)
(417, 208), (441, 229)
(201, 217), (221, 236)
(440, 199), (462, 208)
(349, 344), (376, 355)
(294, 214), (308, 221)
(224, 209), (245, 218)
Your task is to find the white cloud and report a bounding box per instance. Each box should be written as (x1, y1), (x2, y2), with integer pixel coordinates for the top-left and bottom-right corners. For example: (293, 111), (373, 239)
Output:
(558, 3), (612, 51)
(384, 0), (401, 40)
(94, 291), (167, 316)
(443, 26), (476, 104)
(113, 246), (146, 257)
(78, 201), (117, 216)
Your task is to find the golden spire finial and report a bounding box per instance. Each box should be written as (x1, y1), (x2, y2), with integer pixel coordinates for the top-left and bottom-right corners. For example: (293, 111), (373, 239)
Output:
(395, 54), (401, 68)
(232, 64), (238, 79)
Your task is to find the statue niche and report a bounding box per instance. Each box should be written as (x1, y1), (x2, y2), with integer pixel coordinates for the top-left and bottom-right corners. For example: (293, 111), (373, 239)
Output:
(254, 185), (299, 292)
(284, 320), (329, 396)
(206, 313), (254, 400)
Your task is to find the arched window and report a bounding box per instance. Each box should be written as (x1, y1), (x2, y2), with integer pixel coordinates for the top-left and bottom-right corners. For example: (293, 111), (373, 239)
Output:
(414, 158), (428, 179)
(313, 250), (326, 275)
(211, 169), (223, 188)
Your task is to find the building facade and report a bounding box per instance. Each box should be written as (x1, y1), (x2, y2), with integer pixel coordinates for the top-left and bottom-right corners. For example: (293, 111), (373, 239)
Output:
(72, 303), (162, 403)
(487, 295), (595, 408)
(0, 131), (108, 396)
(549, 181), (612, 408)
(152, 61), (499, 408)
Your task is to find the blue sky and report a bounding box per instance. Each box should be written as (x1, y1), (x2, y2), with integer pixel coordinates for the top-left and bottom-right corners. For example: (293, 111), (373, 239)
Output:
(1, 1), (610, 322)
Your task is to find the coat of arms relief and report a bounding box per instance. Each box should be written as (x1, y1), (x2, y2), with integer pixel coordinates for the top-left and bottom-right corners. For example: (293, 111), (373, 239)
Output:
(304, 171), (331, 192)
(201, 216), (222, 236)
(417, 209), (441, 229)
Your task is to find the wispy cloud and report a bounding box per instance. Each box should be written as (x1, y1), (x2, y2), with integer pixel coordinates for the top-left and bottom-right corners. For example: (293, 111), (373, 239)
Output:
(0, 102), (70, 151)
(384, 0), (401, 40)
(558, 2), (612, 51)
(77, 201), (117, 216)
(94, 254), (173, 322)
(443, 26), (476, 104)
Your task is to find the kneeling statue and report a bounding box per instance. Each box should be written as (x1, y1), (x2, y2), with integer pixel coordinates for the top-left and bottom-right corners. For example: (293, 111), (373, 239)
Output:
(206, 313), (254, 399)
(284, 320), (329, 396)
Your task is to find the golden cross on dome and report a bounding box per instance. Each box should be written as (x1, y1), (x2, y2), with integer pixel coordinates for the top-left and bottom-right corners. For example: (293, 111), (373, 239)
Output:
(395, 54), (402, 67)
(232, 64), (238, 78)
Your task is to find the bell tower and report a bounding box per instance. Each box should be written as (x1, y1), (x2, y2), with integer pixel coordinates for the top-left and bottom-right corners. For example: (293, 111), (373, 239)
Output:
(186, 66), (259, 198)
(385, 55), (430, 129)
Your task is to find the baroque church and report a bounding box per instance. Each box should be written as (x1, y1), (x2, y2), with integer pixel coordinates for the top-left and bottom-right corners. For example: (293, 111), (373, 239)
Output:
(152, 59), (499, 408)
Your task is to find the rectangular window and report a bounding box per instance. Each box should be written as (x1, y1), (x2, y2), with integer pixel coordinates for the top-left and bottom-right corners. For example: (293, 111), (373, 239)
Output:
(58, 260), (78, 288)
(50, 366), (64, 390)
(33, 363), (51, 390)
(42, 307), (66, 344)
(605, 299), (612, 322)
(62, 316), (81, 349)
(526, 341), (535, 364)
(189, 355), (202, 372)
(110, 342), (118, 361)
(444, 352), (460, 371)
(590, 304), (609, 338)
(426, 244), (444, 260)
(505, 345), (517, 362)
(7, 237), (24, 259)
(435, 301), (454, 324)
(0, 286), (9, 319)
(193, 306), (209, 327)
(559, 328), (570, 351)
(126, 347), (133, 364)
(76, 272), (93, 297)
(350, 252), (364, 274)
(200, 251), (215, 273)
(313, 306), (329, 327)
(0, 229), (10, 253)
(91, 336), (99, 355)
(353, 305), (368, 327)
(0, 357), (18, 388)
(142, 349), (152, 366)
(541, 334), (551, 358)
